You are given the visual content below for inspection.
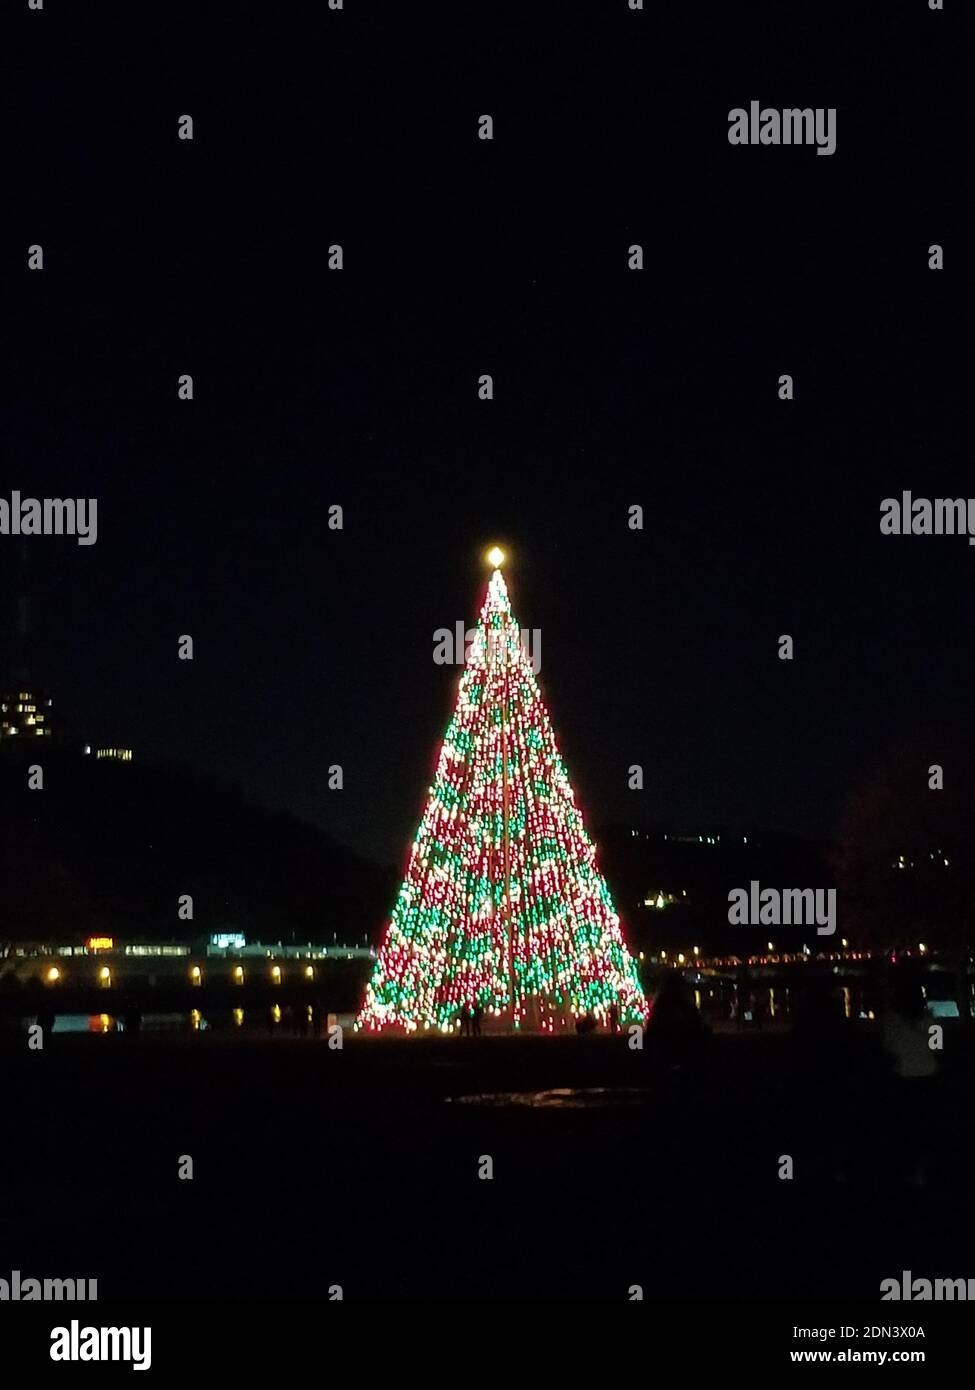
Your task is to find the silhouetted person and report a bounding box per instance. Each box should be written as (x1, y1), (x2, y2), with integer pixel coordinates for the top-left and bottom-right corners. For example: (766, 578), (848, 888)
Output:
(575, 1011), (597, 1035)
(608, 1002), (620, 1034)
(882, 966), (939, 1187)
(647, 971), (709, 1068)
(471, 1004), (482, 1037)
(792, 976), (851, 1080)
(123, 998), (142, 1037)
(791, 975), (857, 1180)
(36, 1002), (55, 1043)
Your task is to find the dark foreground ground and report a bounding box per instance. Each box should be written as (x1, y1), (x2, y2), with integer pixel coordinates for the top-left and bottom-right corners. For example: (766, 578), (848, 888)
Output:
(1, 1027), (973, 1301)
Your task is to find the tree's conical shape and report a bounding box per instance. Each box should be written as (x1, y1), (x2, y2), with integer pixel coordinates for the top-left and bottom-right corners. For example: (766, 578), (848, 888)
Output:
(357, 567), (647, 1033)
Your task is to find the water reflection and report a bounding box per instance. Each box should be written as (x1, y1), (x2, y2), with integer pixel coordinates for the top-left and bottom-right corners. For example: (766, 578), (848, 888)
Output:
(37, 1006), (350, 1035)
(33, 984), (892, 1037)
(685, 978), (882, 1026)
(50, 1011), (208, 1034)
(449, 1087), (649, 1110)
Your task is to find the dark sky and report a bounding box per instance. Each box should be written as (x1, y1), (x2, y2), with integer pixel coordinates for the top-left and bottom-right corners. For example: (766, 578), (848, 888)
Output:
(3, 0), (963, 866)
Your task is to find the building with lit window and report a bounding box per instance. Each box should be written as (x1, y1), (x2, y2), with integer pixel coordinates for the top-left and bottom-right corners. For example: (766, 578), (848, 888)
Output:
(0, 936), (377, 989)
(0, 687), (53, 742)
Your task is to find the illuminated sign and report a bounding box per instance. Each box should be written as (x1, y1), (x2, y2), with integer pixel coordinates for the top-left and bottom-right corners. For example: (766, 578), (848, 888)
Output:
(86, 937), (114, 952)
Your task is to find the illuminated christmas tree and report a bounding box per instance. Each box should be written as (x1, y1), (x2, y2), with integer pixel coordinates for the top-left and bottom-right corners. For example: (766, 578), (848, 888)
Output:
(357, 549), (647, 1034)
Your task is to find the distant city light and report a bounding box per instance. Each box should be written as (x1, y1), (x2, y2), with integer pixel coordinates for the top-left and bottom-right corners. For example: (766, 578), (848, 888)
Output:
(211, 932), (246, 950)
(46, 967), (60, 983)
(87, 937), (114, 952)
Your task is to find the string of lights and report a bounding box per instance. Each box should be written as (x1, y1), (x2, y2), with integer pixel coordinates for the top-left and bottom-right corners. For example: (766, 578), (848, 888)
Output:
(358, 553), (647, 1034)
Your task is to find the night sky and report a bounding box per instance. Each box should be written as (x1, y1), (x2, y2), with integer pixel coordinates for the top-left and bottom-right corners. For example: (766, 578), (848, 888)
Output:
(4, 0), (962, 866)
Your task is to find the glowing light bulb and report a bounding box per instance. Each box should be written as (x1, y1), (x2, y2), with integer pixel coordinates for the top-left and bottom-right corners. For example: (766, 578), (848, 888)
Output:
(486, 545), (505, 569)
